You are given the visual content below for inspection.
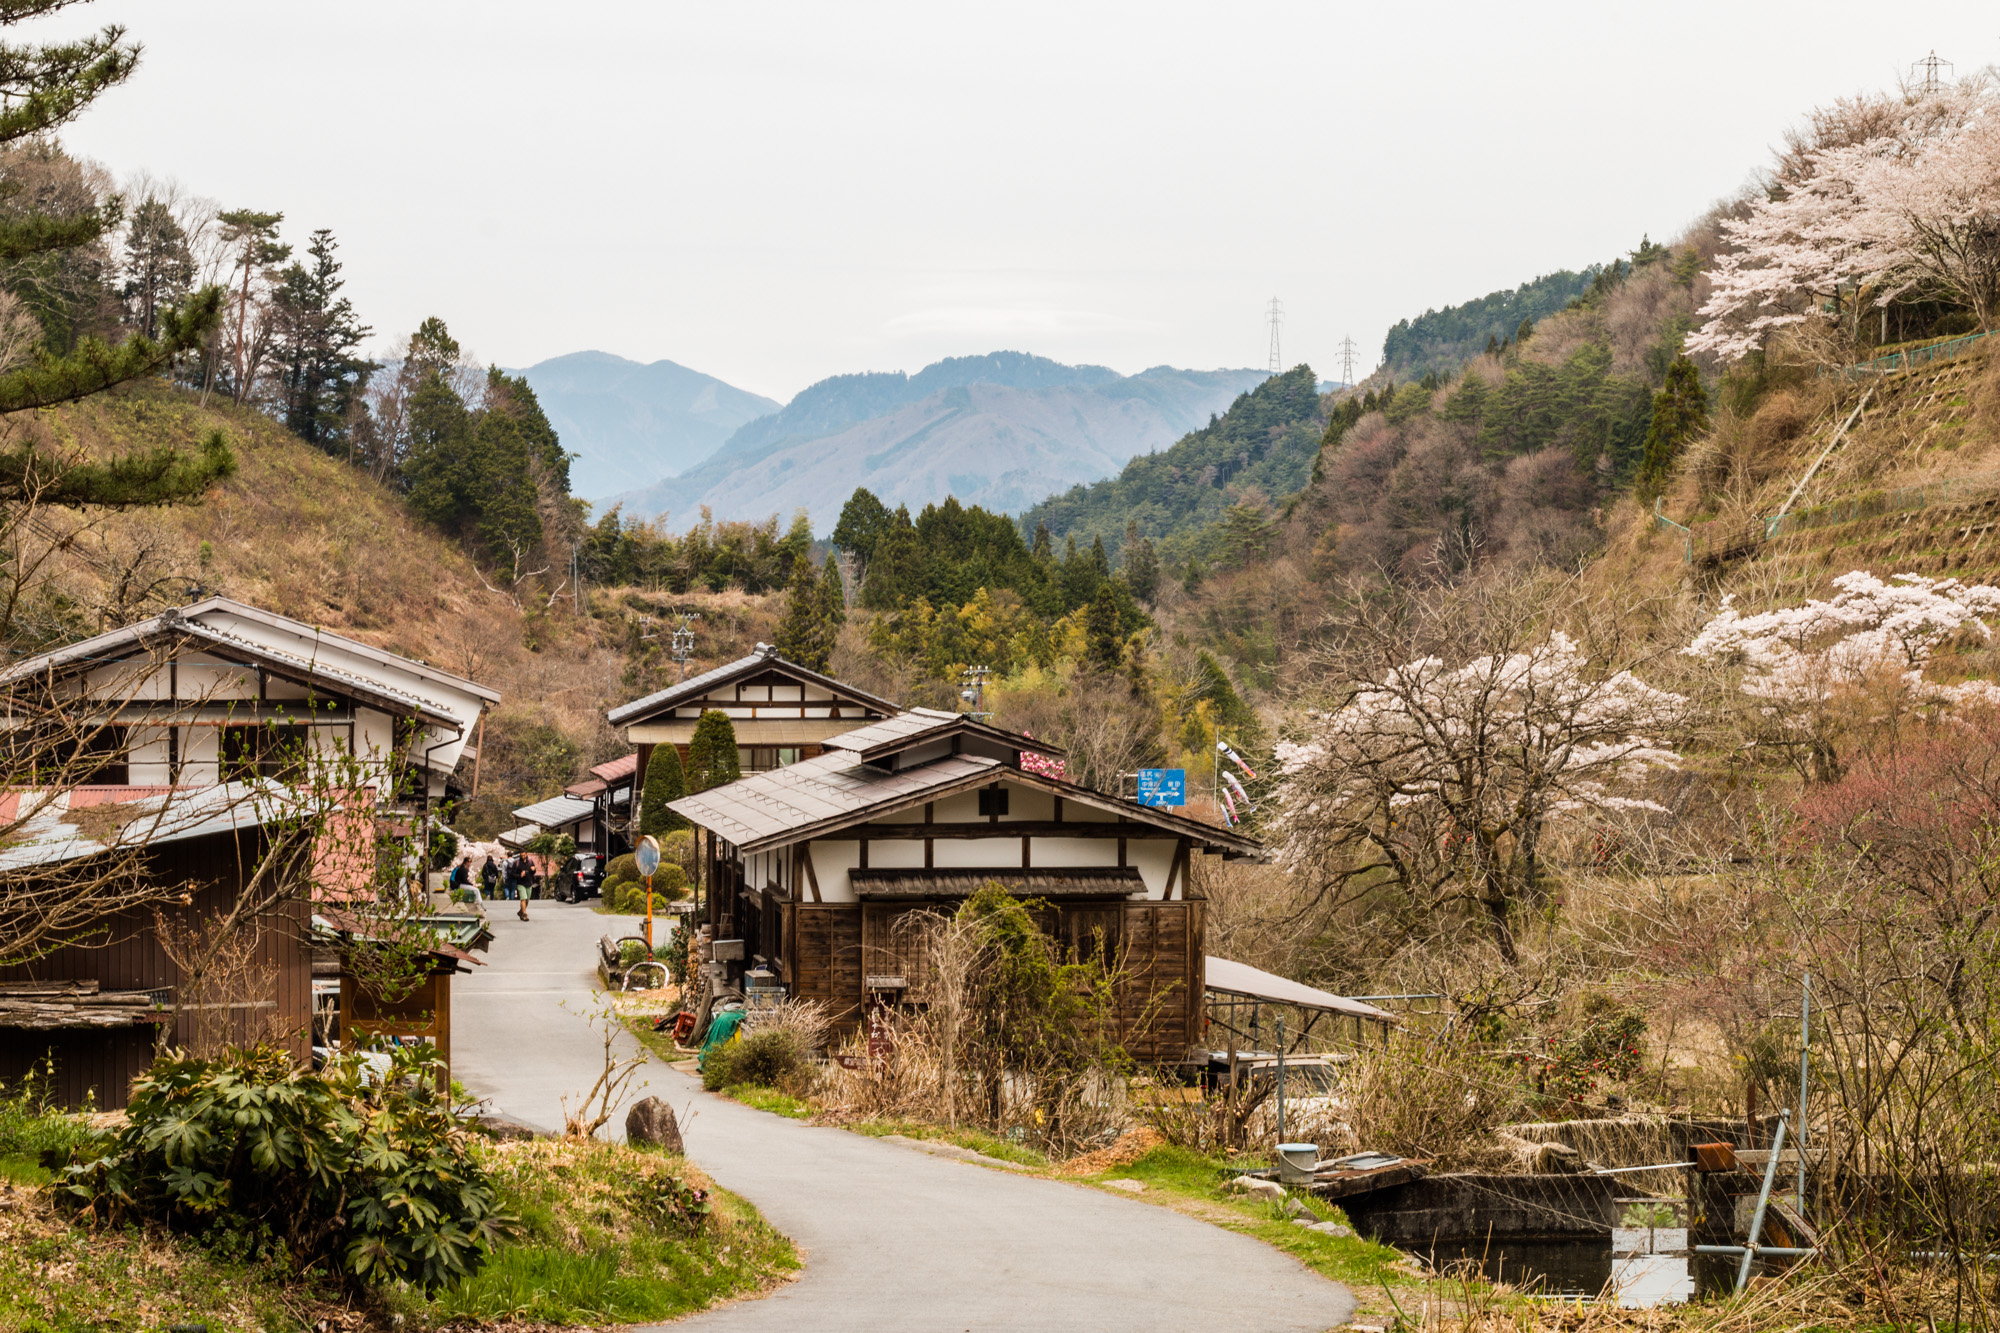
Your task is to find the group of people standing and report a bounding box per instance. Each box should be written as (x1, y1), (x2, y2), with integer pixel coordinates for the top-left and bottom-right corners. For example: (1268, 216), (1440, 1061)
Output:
(448, 851), (543, 922)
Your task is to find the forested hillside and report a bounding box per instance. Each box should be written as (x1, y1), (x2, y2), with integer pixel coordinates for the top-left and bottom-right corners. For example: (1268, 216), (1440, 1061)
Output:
(1380, 266), (1598, 378)
(1013, 365), (1326, 564)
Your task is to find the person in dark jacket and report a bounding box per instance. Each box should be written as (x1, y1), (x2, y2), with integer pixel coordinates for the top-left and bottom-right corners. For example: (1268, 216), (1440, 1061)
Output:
(479, 857), (500, 899)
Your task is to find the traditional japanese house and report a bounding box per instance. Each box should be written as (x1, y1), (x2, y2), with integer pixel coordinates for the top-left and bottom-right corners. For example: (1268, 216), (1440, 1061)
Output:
(563, 752), (638, 858)
(667, 708), (1262, 1062)
(0, 596), (498, 807)
(606, 644), (898, 792)
(0, 784), (315, 1109)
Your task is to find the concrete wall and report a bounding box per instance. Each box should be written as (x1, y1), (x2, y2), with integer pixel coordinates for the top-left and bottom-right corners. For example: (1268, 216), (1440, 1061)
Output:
(1338, 1174), (1624, 1243)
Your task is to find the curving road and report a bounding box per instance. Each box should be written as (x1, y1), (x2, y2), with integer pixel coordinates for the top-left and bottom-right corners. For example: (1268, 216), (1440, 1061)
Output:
(453, 899), (1354, 1333)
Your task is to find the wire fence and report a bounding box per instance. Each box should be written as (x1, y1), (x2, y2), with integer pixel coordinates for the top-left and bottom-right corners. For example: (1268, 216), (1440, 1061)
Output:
(1832, 328), (1996, 379)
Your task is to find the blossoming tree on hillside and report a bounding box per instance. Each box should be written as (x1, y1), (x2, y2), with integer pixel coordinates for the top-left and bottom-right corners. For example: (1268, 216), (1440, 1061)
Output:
(1273, 601), (1686, 966)
(1683, 570), (2000, 779)
(1689, 79), (2000, 360)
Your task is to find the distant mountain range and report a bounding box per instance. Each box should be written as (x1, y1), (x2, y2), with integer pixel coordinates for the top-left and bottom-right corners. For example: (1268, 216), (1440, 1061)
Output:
(513, 351), (781, 499)
(601, 351), (1266, 527)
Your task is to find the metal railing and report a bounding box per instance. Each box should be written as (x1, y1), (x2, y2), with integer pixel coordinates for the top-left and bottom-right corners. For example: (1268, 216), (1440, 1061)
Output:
(1836, 328), (1995, 379)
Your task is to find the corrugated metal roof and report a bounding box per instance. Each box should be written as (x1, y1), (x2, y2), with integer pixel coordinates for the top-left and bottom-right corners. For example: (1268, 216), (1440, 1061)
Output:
(850, 867), (1145, 898)
(606, 648), (898, 726)
(0, 781), (315, 871)
(511, 795), (597, 829)
(667, 749), (1002, 849)
(1205, 956), (1396, 1023)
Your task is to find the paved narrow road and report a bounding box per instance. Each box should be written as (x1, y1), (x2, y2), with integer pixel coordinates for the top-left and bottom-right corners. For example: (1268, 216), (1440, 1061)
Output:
(454, 900), (1355, 1333)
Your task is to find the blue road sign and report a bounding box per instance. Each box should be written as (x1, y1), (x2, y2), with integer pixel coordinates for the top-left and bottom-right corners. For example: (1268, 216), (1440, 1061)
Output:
(1136, 769), (1186, 808)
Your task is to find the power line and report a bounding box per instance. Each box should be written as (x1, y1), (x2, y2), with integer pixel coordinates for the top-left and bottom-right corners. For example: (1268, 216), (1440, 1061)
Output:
(1339, 336), (1358, 389)
(1266, 297), (1283, 375)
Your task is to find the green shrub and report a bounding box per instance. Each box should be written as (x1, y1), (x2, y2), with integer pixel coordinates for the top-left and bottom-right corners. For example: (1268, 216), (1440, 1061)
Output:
(605, 853), (639, 887)
(0, 1062), (91, 1179)
(704, 1030), (804, 1093)
(60, 1043), (508, 1293)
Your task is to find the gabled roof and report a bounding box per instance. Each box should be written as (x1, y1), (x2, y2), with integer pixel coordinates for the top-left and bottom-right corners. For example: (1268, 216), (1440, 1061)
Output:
(822, 708), (1065, 764)
(0, 597), (497, 728)
(511, 795), (597, 829)
(606, 645), (897, 727)
(668, 747), (1261, 857)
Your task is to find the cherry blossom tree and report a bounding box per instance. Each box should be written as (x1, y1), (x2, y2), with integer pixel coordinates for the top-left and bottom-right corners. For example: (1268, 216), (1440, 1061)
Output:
(1683, 571), (2000, 779)
(1688, 80), (1998, 360)
(1272, 580), (1686, 965)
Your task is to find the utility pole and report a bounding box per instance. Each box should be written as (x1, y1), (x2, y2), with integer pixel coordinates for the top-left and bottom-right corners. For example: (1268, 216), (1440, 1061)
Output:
(669, 612), (700, 681)
(958, 665), (992, 722)
(1339, 336), (1358, 388)
(1266, 297), (1283, 375)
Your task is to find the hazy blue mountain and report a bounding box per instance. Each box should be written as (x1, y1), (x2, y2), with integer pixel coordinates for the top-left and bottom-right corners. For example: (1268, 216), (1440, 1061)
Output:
(514, 351), (780, 499)
(606, 355), (1266, 527)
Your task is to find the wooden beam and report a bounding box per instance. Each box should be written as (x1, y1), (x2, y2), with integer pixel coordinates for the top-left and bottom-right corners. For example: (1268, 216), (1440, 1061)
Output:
(841, 822), (1173, 841)
(802, 846), (822, 902)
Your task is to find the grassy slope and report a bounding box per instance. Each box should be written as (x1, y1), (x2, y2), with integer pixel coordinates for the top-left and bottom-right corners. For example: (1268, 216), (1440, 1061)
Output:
(0, 1135), (795, 1332)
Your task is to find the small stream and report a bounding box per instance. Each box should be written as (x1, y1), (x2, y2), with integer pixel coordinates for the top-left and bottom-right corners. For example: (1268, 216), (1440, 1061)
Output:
(1400, 1237), (1729, 1306)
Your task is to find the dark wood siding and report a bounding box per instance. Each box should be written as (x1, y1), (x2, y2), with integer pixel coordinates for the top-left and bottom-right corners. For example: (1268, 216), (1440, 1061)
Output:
(1118, 899), (1203, 1064)
(791, 904), (863, 1034)
(0, 826), (313, 1110)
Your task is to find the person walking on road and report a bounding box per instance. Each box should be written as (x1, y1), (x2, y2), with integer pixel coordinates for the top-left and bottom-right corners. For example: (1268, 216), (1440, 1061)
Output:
(515, 853), (531, 922)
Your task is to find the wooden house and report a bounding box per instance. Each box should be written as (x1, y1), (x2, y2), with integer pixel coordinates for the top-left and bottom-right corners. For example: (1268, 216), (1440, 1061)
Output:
(0, 596), (499, 807)
(562, 752), (638, 859)
(607, 644), (898, 794)
(0, 784), (314, 1109)
(666, 708), (1262, 1062)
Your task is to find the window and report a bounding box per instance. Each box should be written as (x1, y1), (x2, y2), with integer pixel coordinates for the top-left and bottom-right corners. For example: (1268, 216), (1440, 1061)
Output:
(738, 746), (805, 773)
(62, 725), (127, 785)
(221, 723), (310, 782)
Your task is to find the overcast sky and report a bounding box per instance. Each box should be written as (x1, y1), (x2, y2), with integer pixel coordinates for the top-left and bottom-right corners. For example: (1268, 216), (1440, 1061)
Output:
(30, 2), (2000, 402)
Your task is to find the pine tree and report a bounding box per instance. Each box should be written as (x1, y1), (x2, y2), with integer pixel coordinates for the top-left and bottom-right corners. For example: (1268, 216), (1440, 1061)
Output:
(1085, 582), (1123, 669)
(860, 506), (920, 610)
(832, 487), (891, 563)
(815, 554), (847, 666)
(638, 743), (688, 836)
(1636, 355), (1710, 501)
(120, 196), (193, 339)
(775, 551), (824, 668)
(269, 229), (374, 451)
(1089, 534), (1110, 579)
(686, 709), (742, 793)
(1124, 533), (1160, 603)
(1031, 521), (1053, 561)
(0, 7), (231, 504)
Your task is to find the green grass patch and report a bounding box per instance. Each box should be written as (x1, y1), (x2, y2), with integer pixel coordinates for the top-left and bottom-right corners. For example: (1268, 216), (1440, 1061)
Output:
(847, 1119), (1051, 1169)
(720, 1084), (814, 1119)
(1080, 1145), (1419, 1313)
(408, 1137), (796, 1325)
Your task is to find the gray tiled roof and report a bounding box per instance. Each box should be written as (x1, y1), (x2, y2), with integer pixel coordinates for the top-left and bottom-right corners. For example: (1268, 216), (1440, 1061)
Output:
(0, 598), (482, 726)
(606, 648), (898, 727)
(511, 795), (597, 829)
(667, 749), (1001, 850)
(822, 708), (1066, 762)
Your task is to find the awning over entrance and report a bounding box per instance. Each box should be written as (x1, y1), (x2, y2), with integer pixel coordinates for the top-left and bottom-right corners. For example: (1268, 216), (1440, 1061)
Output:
(850, 866), (1147, 899)
(1205, 955), (1396, 1025)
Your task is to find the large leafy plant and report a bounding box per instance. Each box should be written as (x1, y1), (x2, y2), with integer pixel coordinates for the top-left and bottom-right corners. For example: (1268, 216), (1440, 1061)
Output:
(60, 1043), (507, 1291)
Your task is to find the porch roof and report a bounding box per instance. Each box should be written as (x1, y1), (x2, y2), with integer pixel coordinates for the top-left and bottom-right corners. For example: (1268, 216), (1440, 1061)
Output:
(607, 646), (897, 727)
(849, 866), (1145, 899)
(1205, 955), (1396, 1024)
(511, 795), (597, 830)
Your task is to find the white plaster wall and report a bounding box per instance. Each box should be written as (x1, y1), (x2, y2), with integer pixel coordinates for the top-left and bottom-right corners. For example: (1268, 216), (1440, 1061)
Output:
(1128, 839), (1177, 898)
(84, 660), (171, 701)
(932, 791), (979, 821)
(127, 726), (172, 784)
(809, 840), (861, 903)
(181, 727), (220, 784)
(1031, 837), (1119, 869)
(869, 840), (924, 870)
(934, 839), (1023, 870)
(1003, 786), (1055, 821)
